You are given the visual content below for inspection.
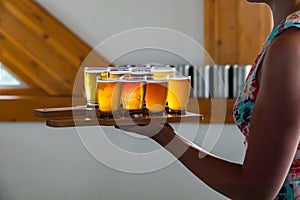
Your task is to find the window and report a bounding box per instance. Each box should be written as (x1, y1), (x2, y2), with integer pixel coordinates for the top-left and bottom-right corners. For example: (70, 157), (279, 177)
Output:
(0, 63), (27, 88)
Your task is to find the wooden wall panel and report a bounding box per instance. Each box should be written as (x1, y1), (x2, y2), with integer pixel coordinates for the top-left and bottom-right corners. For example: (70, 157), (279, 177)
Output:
(204, 0), (273, 65)
(0, 0), (108, 121)
(0, 0), (108, 96)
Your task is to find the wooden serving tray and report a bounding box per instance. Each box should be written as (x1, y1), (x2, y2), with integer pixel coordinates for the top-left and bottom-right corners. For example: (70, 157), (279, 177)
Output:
(35, 106), (93, 118)
(35, 106), (203, 128)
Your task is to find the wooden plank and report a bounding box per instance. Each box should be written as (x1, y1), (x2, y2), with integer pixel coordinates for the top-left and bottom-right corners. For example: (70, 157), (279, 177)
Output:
(34, 98), (235, 126)
(5, 0), (108, 67)
(45, 112), (203, 128)
(204, 0), (272, 65)
(0, 88), (47, 96)
(237, 1), (272, 64)
(0, 0), (108, 96)
(204, 0), (215, 64)
(35, 106), (90, 118)
(0, 96), (83, 121)
(217, 0), (238, 65)
(9, 0), (91, 58)
(0, 29), (73, 95)
(0, 4), (77, 83)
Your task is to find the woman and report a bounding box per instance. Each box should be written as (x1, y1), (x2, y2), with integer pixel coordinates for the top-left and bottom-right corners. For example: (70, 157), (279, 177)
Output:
(117, 0), (300, 199)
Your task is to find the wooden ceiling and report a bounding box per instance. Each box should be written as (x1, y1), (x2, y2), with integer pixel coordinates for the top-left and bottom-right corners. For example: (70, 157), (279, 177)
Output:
(0, 0), (108, 121)
(0, 0), (107, 96)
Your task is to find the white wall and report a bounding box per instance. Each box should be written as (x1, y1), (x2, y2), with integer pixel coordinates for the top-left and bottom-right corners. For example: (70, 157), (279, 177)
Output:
(36, 0), (206, 66)
(0, 123), (244, 200)
(36, 0), (204, 48)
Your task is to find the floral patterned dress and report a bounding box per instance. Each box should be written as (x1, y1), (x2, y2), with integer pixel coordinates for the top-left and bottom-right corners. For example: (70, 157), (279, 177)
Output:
(233, 11), (300, 200)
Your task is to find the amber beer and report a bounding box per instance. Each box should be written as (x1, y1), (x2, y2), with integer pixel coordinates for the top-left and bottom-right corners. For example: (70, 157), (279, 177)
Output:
(167, 75), (191, 115)
(145, 76), (168, 115)
(84, 67), (109, 108)
(97, 77), (122, 118)
(121, 76), (145, 117)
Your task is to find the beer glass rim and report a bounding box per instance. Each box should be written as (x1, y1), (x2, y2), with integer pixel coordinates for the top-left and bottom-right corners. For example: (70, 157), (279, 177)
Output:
(121, 76), (146, 82)
(150, 66), (175, 72)
(145, 75), (169, 82)
(109, 70), (130, 75)
(84, 66), (108, 72)
(130, 65), (151, 71)
(130, 71), (153, 75)
(169, 75), (191, 80)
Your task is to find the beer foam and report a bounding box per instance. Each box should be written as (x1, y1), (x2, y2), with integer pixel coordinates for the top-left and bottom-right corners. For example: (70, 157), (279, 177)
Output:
(146, 80), (168, 83)
(151, 67), (175, 72)
(169, 76), (190, 80)
(85, 69), (107, 73)
(110, 71), (129, 74)
(122, 79), (144, 82)
(130, 71), (152, 75)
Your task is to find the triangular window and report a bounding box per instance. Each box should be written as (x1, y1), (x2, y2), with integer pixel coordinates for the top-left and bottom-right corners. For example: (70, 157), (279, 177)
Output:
(0, 63), (27, 88)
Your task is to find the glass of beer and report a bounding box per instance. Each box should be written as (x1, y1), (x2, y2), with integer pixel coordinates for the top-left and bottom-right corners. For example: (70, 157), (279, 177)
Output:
(121, 76), (146, 117)
(84, 67), (109, 108)
(96, 77), (122, 118)
(144, 76), (169, 116)
(167, 75), (191, 115)
(129, 65), (152, 77)
(151, 65), (175, 77)
(109, 67), (130, 78)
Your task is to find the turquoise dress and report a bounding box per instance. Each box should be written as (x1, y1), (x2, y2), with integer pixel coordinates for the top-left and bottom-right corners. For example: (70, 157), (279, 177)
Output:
(233, 11), (300, 199)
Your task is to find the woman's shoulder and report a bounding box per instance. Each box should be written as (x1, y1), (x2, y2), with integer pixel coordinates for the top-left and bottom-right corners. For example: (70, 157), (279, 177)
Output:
(267, 27), (300, 63)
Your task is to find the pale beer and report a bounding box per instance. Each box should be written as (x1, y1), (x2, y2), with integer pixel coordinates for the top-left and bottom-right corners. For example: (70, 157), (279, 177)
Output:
(151, 65), (175, 77)
(84, 67), (108, 108)
(167, 75), (191, 115)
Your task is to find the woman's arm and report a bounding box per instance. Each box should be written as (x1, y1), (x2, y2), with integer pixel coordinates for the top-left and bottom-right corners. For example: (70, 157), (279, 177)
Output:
(118, 28), (300, 199)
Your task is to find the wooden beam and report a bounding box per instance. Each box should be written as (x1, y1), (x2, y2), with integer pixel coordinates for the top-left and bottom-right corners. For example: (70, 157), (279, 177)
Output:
(0, 0), (110, 121)
(0, 95), (87, 121)
(0, 0), (108, 96)
(0, 96), (71, 121)
(0, 29), (73, 95)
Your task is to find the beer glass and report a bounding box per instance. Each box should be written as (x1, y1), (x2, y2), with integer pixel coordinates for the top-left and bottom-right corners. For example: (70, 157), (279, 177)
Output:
(144, 76), (168, 115)
(84, 67), (109, 108)
(151, 65), (175, 77)
(121, 76), (146, 117)
(167, 75), (191, 115)
(109, 67), (130, 78)
(129, 65), (152, 76)
(96, 77), (122, 118)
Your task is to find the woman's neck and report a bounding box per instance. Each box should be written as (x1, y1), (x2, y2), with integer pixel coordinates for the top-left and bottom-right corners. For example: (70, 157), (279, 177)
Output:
(268, 1), (300, 27)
